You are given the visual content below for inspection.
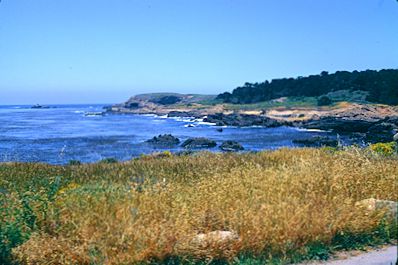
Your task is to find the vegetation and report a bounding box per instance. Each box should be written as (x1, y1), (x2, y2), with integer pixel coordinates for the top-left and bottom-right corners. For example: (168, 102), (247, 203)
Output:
(133, 93), (217, 105)
(223, 97), (318, 111)
(317, 96), (332, 106)
(369, 142), (398, 156)
(0, 148), (397, 264)
(217, 69), (398, 105)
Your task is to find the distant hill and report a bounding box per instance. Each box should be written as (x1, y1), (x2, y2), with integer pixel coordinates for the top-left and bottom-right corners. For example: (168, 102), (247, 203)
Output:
(132, 93), (216, 105)
(216, 69), (398, 105)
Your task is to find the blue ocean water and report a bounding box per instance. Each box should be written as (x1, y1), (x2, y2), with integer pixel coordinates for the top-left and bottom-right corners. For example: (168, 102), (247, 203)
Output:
(0, 104), (338, 164)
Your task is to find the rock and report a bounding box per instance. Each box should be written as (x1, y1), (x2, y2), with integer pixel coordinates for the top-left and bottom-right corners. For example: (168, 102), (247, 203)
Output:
(146, 134), (180, 146)
(204, 113), (286, 127)
(167, 111), (198, 118)
(124, 101), (140, 109)
(394, 133), (398, 142)
(355, 198), (397, 219)
(181, 137), (217, 149)
(303, 117), (375, 133)
(365, 122), (395, 143)
(220, 141), (244, 151)
(84, 112), (104, 117)
(192, 230), (239, 247)
(216, 128), (223, 132)
(293, 136), (338, 147)
(31, 104), (50, 109)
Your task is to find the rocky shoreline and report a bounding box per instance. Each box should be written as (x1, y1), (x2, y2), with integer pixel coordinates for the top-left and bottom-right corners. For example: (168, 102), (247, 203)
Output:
(107, 95), (398, 144)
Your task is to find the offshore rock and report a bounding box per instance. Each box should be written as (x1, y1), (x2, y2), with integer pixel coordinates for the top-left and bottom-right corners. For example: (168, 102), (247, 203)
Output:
(146, 134), (180, 146)
(220, 141), (244, 151)
(181, 137), (217, 149)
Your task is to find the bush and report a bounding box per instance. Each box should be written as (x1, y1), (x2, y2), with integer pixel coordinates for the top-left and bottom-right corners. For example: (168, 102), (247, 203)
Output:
(317, 95), (332, 106)
(369, 142), (397, 156)
(99, 158), (118, 164)
(0, 193), (32, 264)
(68, 160), (81, 166)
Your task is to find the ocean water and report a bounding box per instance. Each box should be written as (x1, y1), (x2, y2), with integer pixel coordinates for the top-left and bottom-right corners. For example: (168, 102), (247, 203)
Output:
(0, 104), (338, 164)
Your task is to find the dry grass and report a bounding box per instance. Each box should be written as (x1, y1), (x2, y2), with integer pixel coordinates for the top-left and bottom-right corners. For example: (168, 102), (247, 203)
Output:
(1, 148), (397, 264)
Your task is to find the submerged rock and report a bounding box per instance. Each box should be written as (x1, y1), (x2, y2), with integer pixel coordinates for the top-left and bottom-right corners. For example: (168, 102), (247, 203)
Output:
(220, 141), (244, 152)
(181, 137), (217, 149)
(146, 134), (180, 146)
(293, 136), (338, 147)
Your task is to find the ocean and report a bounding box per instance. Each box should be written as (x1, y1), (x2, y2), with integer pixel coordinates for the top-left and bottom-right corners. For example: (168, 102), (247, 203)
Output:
(0, 104), (338, 164)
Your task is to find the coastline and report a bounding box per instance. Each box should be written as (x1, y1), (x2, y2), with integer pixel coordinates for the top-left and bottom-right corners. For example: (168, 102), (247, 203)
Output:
(106, 95), (398, 144)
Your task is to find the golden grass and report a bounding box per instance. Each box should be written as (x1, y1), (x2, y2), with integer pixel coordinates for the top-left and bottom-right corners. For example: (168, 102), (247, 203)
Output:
(1, 148), (397, 264)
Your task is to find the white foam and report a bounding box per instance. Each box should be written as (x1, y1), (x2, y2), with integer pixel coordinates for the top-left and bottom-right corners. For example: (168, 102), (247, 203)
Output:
(295, 128), (327, 132)
(196, 121), (216, 126)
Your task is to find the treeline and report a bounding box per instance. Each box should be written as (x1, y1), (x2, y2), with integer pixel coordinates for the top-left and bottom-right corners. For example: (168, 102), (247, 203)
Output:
(217, 69), (398, 105)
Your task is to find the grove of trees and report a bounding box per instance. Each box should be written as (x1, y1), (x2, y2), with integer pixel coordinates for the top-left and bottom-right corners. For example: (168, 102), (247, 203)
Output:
(216, 69), (398, 105)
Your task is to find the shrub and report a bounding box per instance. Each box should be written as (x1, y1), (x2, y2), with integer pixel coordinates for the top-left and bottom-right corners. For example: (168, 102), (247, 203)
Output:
(99, 157), (118, 164)
(0, 193), (32, 264)
(68, 160), (81, 166)
(369, 142), (397, 156)
(317, 95), (332, 106)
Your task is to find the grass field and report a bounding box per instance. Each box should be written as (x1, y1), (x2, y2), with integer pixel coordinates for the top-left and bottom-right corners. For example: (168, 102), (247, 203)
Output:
(1, 148), (397, 264)
(222, 97), (319, 111)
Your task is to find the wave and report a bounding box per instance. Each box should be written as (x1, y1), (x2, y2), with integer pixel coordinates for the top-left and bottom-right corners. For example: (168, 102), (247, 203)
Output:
(295, 127), (328, 132)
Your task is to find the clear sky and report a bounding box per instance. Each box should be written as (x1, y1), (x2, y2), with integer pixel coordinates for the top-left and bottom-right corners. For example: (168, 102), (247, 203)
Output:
(0, 0), (397, 104)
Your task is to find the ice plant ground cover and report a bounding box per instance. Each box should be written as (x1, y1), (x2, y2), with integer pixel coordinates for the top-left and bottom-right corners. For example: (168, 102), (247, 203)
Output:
(0, 147), (397, 264)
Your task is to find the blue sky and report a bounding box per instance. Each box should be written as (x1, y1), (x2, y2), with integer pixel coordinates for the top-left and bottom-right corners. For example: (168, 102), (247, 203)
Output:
(0, 0), (397, 104)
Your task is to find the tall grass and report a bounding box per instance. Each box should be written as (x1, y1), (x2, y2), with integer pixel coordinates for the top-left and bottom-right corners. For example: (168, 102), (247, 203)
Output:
(0, 148), (397, 264)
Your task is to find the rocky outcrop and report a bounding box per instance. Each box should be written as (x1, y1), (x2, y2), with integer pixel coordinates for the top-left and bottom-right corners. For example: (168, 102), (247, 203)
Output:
(192, 230), (239, 247)
(181, 138), (217, 149)
(167, 111), (198, 118)
(220, 141), (244, 151)
(394, 133), (398, 142)
(31, 104), (50, 109)
(302, 117), (374, 133)
(293, 136), (338, 147)
(146, 134), (180, 146)
(365, 122), (397, 143)
(355, 198), (397, 220)
(204, 113), (287, 127)
(302, 114), (398, 143)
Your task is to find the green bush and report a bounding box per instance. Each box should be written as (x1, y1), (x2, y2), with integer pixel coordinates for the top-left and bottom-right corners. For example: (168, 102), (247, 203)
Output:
(68, 160), (82, 166)
(0, 192), (33, 264)
(317, 95), (332, 106)
(369, 142), (397, 156)
(99, 157), (118, 164)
